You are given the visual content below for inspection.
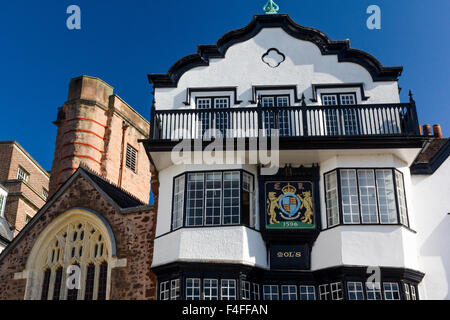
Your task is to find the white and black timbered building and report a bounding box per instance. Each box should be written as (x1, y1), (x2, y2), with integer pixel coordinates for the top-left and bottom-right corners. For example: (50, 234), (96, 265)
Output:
(143, 12), (450, 301)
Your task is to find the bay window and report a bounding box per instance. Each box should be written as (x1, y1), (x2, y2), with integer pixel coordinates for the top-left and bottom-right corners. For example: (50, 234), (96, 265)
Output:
(171, 170), (255, 230)
(324, 168), (409, 228)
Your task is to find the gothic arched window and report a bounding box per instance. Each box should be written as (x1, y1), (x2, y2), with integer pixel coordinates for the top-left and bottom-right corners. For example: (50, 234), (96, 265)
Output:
(25, 209), (115, 300)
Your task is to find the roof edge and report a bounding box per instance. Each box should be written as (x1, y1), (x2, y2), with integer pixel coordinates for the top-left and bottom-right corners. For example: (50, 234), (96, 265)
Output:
(148, 14), (403, 88)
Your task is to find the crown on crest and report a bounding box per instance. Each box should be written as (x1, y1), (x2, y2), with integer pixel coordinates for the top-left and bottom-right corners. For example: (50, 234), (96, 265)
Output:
(282, 184), (296, 194)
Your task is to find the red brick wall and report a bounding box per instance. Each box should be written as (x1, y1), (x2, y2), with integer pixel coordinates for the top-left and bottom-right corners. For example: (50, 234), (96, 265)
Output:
(0, 142), (50, 233)
(0, 174), (157, 300)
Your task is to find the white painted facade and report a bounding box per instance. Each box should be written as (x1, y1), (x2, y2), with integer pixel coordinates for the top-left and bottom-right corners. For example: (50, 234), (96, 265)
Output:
(411, 158), (450, 300)
(148, 15), (448, 300)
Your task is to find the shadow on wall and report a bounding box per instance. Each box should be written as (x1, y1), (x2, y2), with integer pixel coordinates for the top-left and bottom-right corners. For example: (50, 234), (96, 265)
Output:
(420, 216), (450, 299)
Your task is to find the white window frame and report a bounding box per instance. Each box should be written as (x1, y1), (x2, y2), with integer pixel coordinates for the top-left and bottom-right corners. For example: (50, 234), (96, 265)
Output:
(252, 283), (260, 300)
(299, 285), (316, 300)
(347, 282), (364, 300)
(186, 278), (201, 300)
(172, 175), (185, 230)
(366, 282), (382, 300)
(319, 284), (330, 300)
(170, 279), (180, 300)
(281, 285), (297, 300)
(17, 166), (29, 182)
(340, 169), (360, 224)
(220, 279), (236, 300)
(404, 283), (411, 300)
(263, 285), (279, 301)
(203, 279), (219, 300)
(160, 281), (170, 300)
(325, 171), (339, 227)
(330, 282), (343, 300)
(383, 282), (401, 300)
(410, 285), (417, 300)
(241, 281), (251, 300)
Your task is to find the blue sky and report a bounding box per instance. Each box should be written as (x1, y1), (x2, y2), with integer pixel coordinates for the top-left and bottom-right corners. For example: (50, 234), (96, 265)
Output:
(0, 0), (449, 172)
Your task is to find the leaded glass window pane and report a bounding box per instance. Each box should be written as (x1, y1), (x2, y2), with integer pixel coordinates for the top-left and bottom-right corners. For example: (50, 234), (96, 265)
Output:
(223, 172), (240, 225)
(263, 285), (279, 300)
(376, 169), (397, 224)
(186, 173), (204, 226)
(281, 285), (297, 300)
(325, 171), (339, 227)
(204, 279), (219, 300)
(395, 171), (409, 226)
(299, 285), (316, 300)
(172, 175), (185, 230)
(358, 170), (379, 223)
(340, 169), (360, 224)
(186, 278), (201, 300)
(205, 173), (222, 226)
(221, 279), (236, 300)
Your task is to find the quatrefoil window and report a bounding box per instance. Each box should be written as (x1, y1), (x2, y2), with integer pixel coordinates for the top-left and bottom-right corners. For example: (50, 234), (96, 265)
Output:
(262, 48), (286, 68)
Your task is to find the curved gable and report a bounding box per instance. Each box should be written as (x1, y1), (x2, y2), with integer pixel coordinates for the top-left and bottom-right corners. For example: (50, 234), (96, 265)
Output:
(148, 14), (403, 88)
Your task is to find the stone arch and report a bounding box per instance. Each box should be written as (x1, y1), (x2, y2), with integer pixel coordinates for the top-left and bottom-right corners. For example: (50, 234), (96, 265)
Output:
(24, 208), (117, 300)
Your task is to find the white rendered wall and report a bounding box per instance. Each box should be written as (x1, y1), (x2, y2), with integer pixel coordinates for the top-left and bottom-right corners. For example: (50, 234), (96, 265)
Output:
(155, 28), (400, 110)
(411, 158), (450, 300)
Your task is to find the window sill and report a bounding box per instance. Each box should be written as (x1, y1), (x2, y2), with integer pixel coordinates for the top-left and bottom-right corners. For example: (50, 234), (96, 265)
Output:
(322, 224), (417, 234)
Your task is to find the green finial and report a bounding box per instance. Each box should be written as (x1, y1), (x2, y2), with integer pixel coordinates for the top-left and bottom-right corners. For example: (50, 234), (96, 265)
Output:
(263, 0), (279, 14)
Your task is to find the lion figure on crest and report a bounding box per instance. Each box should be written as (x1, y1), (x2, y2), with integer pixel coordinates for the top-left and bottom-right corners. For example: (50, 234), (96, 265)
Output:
(300, 191), (314, 225)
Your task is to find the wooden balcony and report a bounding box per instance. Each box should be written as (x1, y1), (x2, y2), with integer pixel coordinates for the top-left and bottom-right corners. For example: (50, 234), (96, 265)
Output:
(149, 102), (421, 141)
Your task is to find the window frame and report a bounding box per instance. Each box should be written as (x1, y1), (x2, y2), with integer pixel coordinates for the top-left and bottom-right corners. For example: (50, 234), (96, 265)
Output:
(324, 168), (410, 229)
(170, 170), (255, 231)
(17, 166), (30, 182)
(321, 92), (359, 136)
(125, 144), (138, 173)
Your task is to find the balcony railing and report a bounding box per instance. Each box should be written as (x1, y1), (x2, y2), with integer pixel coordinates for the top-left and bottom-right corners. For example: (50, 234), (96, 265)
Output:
(150, 102), (420, 140)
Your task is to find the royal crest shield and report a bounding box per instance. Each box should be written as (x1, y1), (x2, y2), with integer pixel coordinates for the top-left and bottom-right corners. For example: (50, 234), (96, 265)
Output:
(265, 181), (315, 229)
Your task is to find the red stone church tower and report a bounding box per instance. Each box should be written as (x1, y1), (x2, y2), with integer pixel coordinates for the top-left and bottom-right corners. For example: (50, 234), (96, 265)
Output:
(49, 76), (151, 203)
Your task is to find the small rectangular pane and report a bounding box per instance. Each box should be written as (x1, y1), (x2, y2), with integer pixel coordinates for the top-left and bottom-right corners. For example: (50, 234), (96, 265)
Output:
(281, 285), (297, 300)
(172, 175), (185, 230)
(299, 285), (316, 300)
(186, 173), (204, 226)
(205, 173), (222, 226)
(376, 169), (397, 224)
(221, 279), (236, 300)
(170, 279), (180, 300)
(358, 170), (379, 223)
(223, 172), (240, 225)
(366, 282), (382, 300)
(340, 169), (360, 224)
(241, 281), (251, 300)
(186, 278), (201, 300)
(395, 171), (409, 226)
(383, 282), (400, 300)
(347, 282), (364, 300)
(204, 279), (218, 300)
(263, 285), (279, 300)
(325, 171), (339, 227)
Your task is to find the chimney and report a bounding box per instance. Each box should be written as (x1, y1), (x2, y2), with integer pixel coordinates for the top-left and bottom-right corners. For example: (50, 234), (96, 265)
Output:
(423, 124), (432, 137)
(433, 124), (443, 139)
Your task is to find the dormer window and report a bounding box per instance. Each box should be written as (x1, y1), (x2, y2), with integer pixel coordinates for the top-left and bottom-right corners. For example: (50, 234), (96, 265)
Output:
(260, 95), (291, 136)
(196, 97), (230, 137)
(321, 93), (358, 136)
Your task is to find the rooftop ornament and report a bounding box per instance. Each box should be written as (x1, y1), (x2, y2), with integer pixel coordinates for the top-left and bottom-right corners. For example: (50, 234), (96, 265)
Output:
(263, 0), (279, 14)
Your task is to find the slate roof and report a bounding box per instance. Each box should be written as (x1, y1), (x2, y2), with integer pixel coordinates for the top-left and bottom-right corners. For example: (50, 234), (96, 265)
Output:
(81, 168), (147, 209)
(411, 138), (450, 174)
